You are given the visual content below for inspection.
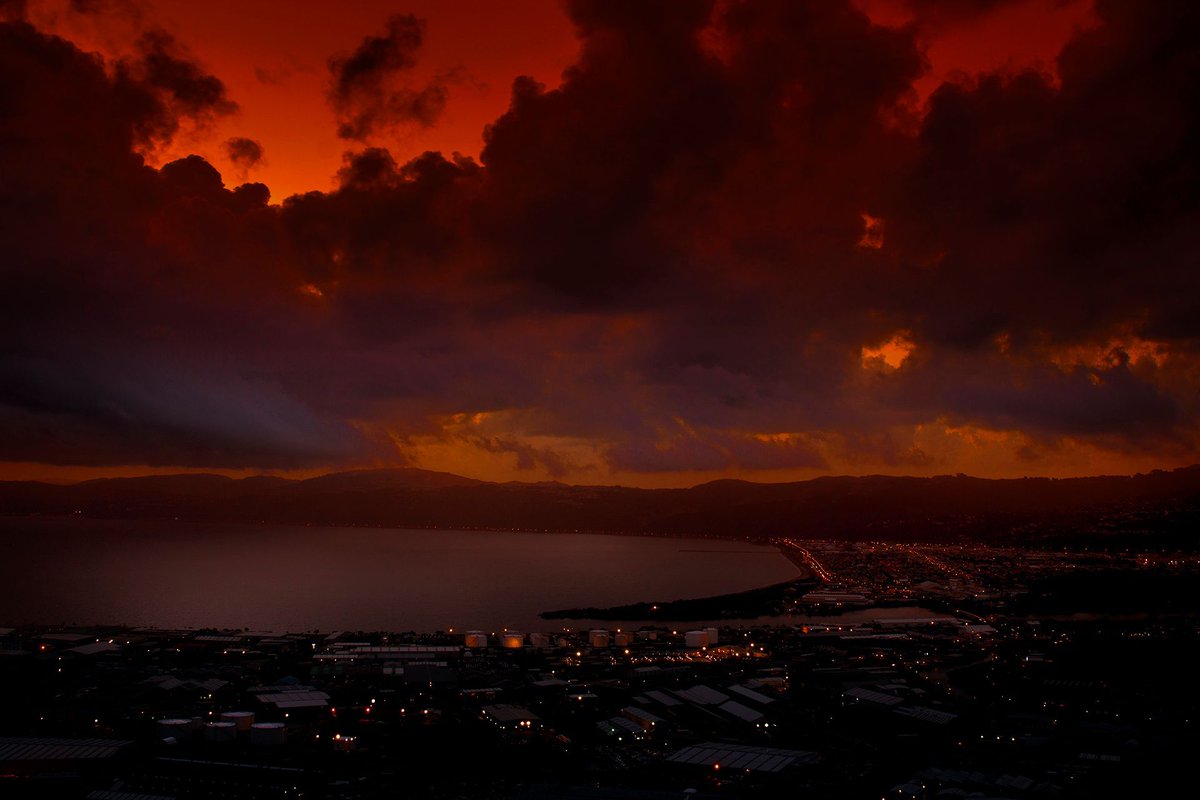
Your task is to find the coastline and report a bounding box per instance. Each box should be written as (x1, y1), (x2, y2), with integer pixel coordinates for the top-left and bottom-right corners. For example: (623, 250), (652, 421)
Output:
(541, 542), (819, 622)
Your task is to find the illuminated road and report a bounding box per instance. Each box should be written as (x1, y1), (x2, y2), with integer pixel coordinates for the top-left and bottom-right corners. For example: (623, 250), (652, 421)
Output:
(775, 538), (834, 583)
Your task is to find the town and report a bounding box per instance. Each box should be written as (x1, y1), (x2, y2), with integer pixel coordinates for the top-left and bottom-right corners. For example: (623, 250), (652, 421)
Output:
(2, 540), (1196, 799)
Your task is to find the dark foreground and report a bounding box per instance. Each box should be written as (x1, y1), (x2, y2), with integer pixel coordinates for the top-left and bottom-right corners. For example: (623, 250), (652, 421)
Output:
(2, 540), (1199, 799)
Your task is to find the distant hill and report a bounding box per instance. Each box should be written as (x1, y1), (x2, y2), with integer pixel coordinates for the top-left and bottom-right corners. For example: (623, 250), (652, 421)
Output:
(2, 466), (1199, 546)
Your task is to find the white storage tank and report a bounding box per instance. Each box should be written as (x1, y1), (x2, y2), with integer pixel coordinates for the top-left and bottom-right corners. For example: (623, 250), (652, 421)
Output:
(204, 721), (238, 743)
(639, 630), (658, 641)
(501, 631), (525, 649)
(220, 711), (255, 731)
(684, 630), (709, 648)
(614, 632), (634, 647)
(589, 629), (610, 648)
(704, 626), (720, 645)
(529, 633), (552, 649)
(464, 631), (489, 648)
(157, 718), (193, 741)
(250, 721), (287, 746)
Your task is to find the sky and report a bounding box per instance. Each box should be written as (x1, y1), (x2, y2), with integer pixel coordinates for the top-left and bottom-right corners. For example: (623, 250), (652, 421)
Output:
(1, 0), (1198, 487)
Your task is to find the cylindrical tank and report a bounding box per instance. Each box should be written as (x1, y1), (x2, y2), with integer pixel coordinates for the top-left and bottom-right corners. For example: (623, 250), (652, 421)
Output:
(204, 721), (238, 743)
(501, 631), (524, 649)
(529, 633), (552, 649)
(220, 711), (255, 731)
(704, 627), (720, 645)
(614, 632), (634, 647)
(556, 636), (571, 648)
(464, 631), (489, 648)
(685, 630), (709, 648)
(639, 630), (658, 641)
(589, 629), (610, 648)
(157, 718), (193, 741)
(250, 721), (287, 746)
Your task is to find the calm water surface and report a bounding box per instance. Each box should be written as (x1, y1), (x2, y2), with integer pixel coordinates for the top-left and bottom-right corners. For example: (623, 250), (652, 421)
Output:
(0, 518), (801, 632)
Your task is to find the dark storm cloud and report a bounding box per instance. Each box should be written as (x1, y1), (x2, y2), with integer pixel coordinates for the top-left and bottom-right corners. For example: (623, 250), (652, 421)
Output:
(476, 0), (925, 302)
(225, 136), (264, 170)
(327, 13), (449, 140)
(118, 29), (237, 144)
(2, 0), (1199, 476)
(469, 435), (578, 478)
(875, 348), (1186, 445)
(876, 0), (1200, 405)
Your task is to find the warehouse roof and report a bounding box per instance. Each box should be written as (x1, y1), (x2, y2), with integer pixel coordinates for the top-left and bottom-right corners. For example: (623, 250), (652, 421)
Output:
(675, 685), (730, 705)
(728, 684), (775, 705)
(718, 700), (765, 724)
(255, 689), (329, 709)
(893, 705), (958, 725)
(643, 690), (682, 707)
(845, 687), (904, 706)
(0, 737), (133, 762)
(666, 741), (818, 773)
(604, 717), (642, 735)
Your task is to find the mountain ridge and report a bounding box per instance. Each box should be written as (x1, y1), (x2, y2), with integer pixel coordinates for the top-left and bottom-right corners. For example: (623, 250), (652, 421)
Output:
(2, 465), (1198, 546)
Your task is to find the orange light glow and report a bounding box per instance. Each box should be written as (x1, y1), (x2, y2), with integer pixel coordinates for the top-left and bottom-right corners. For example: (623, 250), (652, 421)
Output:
(862, 332), (915, 370)
(858, 213), (884, 249)
(1049, 337), (1169, 370)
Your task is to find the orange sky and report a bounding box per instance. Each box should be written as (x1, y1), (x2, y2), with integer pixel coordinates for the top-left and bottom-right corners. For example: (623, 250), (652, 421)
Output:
(28, 0), (1094, 200)
(29, 0), (581, 199)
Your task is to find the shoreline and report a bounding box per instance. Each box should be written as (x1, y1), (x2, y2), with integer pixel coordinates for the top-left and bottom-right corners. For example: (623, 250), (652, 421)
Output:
(541, 543), (819, 622)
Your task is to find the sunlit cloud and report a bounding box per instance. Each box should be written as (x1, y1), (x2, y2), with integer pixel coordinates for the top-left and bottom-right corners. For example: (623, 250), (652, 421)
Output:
(862, 332), (915, 371)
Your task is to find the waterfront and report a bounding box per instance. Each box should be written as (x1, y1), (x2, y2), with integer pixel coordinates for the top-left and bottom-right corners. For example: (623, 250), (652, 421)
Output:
(0, 518), (800, 631)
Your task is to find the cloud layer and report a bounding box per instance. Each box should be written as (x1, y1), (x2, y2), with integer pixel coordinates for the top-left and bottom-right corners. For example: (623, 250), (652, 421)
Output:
(1, 0), (1198, 482)
(327, 13), (451, 140)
